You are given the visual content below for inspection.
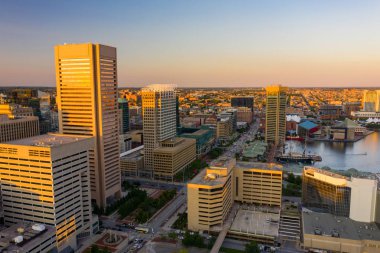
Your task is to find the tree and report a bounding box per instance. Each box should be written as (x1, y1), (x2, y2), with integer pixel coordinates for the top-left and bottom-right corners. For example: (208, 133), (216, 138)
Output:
(245, 241), (260, 253)
(287, 173), (295, 183)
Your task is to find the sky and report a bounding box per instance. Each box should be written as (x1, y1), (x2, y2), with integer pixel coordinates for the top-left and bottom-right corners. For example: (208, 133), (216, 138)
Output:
(1, 0), (380, 88)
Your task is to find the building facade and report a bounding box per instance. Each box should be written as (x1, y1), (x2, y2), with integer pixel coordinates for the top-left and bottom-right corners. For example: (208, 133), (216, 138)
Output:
(231, 96), (254, 112)
(188, 158), (283, 232)
(362, 90), (380, 112)
(153, 138), (196, 181)
(265, 85), (287, 145)
(0, 134), (93, 251)
(141, 84), (177, 176)
(118, 97), (129, 134)
(237, 107), (253, 124)
(0, 115), (39, 142)
(302, 166), (378, 222)
(55, 43), (121, 207)
(319, 104), (342, 120)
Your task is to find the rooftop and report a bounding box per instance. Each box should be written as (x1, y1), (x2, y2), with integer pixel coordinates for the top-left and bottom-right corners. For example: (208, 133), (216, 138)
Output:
(188, 166), (230, 186)
(4, 134), (90, 147)
(235, 161), (283, 171)
(304, 166), (348, 180)
(181, 129), (209, 137)
(142, 84), (176, 92)
(332, 118), (360, 128)
(210, 157), (236, 169)
(0, 222), (56, 253)
(302, 212), (380, 241)
(298, 120), (318, 130)
(154, 137), (195, 154)
(230, 209), (280, 237)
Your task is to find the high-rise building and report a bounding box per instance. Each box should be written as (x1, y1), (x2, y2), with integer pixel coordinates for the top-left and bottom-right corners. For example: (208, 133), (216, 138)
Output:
(231, 96), (254, 112)
(265, 85), (287, 145)
(55, 43), (121, 207)
(118, 97), (129, 134)
(141, 84), (177, 174)
(0, 134), (93, 251)
(362, 90), (380, 112)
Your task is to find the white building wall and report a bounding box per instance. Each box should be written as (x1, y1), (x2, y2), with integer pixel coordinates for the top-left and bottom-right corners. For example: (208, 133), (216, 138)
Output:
(348, 177), (378, 223)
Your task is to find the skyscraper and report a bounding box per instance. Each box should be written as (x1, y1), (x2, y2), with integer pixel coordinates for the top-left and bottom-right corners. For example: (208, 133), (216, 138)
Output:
(141, 84), (177, 176)
(362, 90), (380, 112)
(118, 97), (130, 134)
(55, 43), (121, 207)
(265, 85), (287, 145)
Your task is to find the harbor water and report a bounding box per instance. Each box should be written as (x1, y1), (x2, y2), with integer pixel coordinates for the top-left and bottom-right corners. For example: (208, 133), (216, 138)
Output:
(284, 132), (380, 174)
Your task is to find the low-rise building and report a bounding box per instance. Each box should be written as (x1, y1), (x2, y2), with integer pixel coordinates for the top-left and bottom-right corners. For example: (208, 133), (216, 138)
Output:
(237, 107), (253, 124)
(153, 137), (196, 181)
(0, 115), (39, 142)
(351, 111), (380, 119)
(180, 127), (215, 158)
(302, 166), (378, 222)
(0, 104), (34, 119)
(319, 104), (342, 120)
(302, 212), (380, 253)
(187, 157), (283, 232)
(120, 146), (144, 178)
(329, 118), (366, 141)
(216, 117), (233, 143)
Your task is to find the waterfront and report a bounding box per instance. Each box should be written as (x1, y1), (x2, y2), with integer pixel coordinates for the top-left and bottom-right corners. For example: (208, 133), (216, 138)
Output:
(284, 132), (380, 173)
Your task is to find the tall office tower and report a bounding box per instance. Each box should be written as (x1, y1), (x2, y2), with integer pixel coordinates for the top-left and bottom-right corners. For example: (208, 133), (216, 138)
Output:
(231, 96), (254, 112)
(265, 85), (287, 145)
(176, 95), (181, 131)
(118, 97), (130, 134)
(362, 90), (380, 112)
(55, 43), (121, 207)
(0, 134), (93, 251)
(141, 84), (176, 176)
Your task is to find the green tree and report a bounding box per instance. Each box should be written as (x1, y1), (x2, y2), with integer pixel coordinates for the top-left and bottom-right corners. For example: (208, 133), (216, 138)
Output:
(244, 241), (260, 253)
(287, 173), (295, 183)
(91, 245), (100, 253)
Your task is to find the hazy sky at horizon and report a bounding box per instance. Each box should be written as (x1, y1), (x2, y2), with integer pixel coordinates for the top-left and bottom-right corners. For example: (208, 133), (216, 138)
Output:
(1, 0), (380, 87)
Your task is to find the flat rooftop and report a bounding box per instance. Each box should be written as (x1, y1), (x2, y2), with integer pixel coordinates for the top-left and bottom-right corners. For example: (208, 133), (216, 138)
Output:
(302, 212), (380, 241)
(181, 129), (209, 136)
(0, 222), (56, 252)
(235, 161), (283, 171)
(210, 156), (236, 169)
(154, 137), (195, 154)
(230, 209), (280, 237)
(4, 133), (90, 147)
(304, 166), (348, 179)
(189, 167), (229, 186)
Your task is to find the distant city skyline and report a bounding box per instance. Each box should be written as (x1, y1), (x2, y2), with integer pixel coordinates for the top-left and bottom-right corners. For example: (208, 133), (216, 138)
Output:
(2, 0), (380, 87)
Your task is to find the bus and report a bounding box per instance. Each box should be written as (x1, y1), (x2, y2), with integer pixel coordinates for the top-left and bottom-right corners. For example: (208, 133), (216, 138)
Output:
(135, 226), (150, 234)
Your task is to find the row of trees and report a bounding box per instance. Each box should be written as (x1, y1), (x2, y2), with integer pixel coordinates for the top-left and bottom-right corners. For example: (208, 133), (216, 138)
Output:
(283, 172), (302, 197)
(172, 212), (187, 230)
(181, 231), (215, 250)
(118, 188), (148, 218)
(135, 189), (177, 223)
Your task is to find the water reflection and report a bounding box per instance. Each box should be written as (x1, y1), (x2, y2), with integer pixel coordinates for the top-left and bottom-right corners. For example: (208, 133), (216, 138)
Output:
(285, 132), (380, 173)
